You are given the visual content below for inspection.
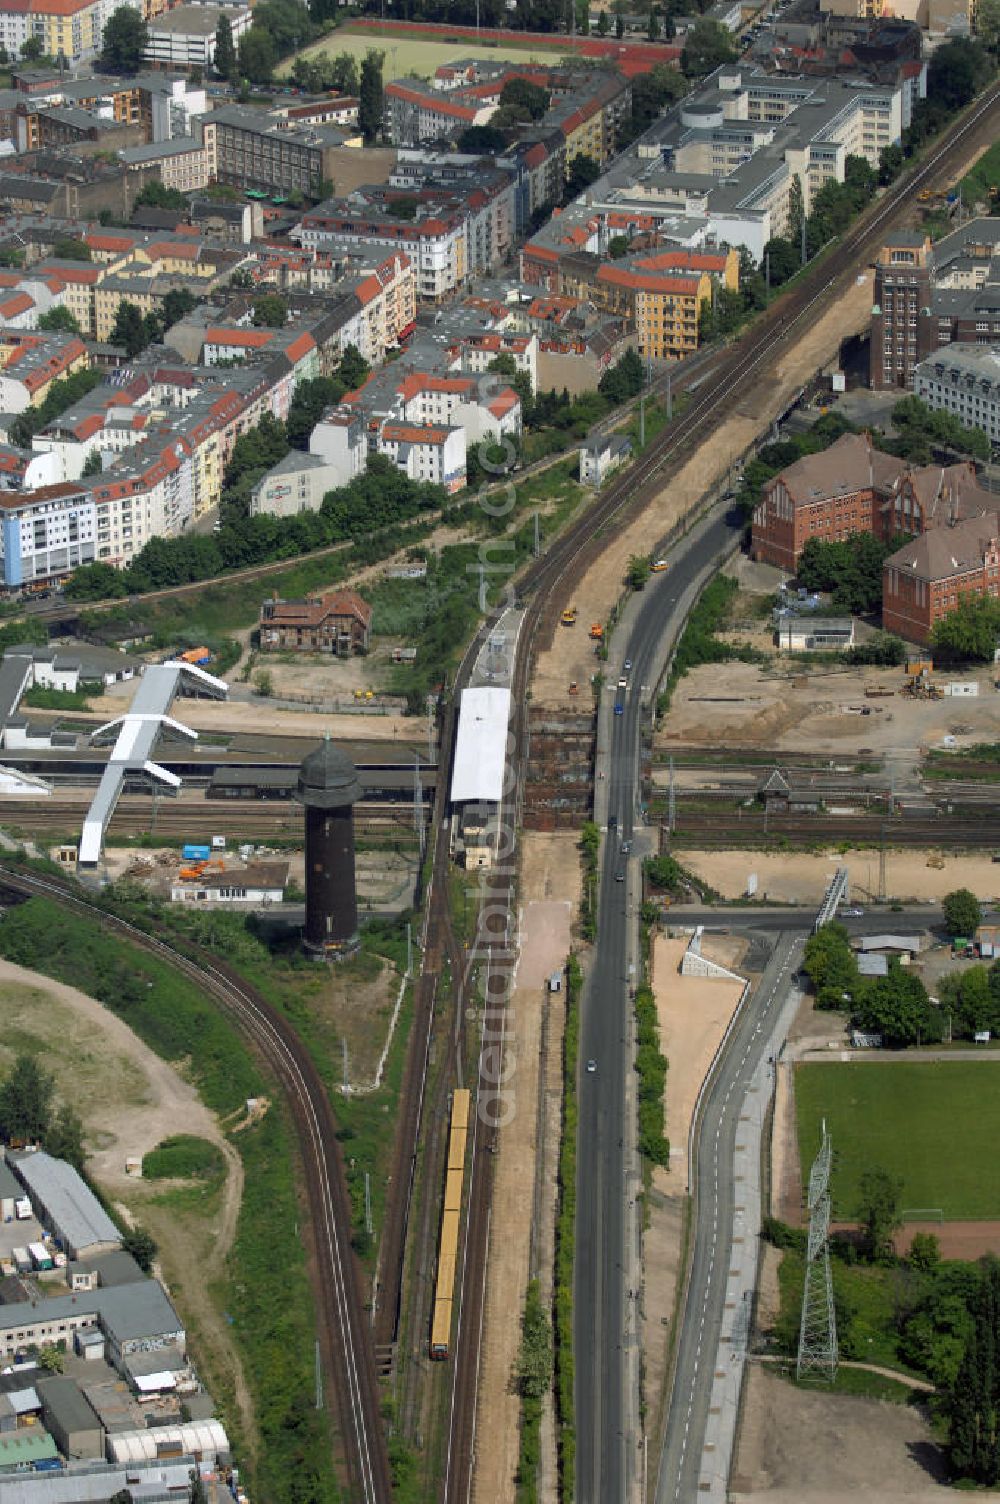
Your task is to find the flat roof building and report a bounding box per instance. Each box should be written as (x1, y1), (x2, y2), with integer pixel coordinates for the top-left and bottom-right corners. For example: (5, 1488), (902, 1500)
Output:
(37, 1376), (103, 1461)
(9, 1152), (120, 1260)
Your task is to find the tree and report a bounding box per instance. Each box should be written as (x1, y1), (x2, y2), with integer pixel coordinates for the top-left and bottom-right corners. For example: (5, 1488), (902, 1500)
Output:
(21, 36), (45, 61)
(878, 143), (904, 185)
(648, 6), (660, 39)
(682, 18), (737, 78)
(943, 887), (982, 938)
(856, 1167), (903, 1261)
(977, 0), (1000, 55)
(927, 36), (993, 114)
(286, 374), (343, 449)
(853, 961), (941, 1047)
(948, 1258), (1000, 1484)
(135, 180), (188, 211)
(238, 28), (275, 84)
(111, 300), (150, 357)
(597, 8), (609, 33)
(52, 236), (91, 262)
(762, 236), (798, 287)
(802, 921), (861, 1011)
(786, 174), (805, 256)
(337, 343), (369, 392)
(563, 153), (601, 204)
(214, 13), (237, 83)
(908, 1231), (941, 1273)
(37, 1344), (65, 1373)
(514, 1279), (553, 1398)
(932, 595), (1000, 663)
(38, 305), (80, 334)
(0, 1053), (53, 1144)
(254, 668), (273, 697)
(162, 287), (198, 329)
(616, 9), (624, 36)
(599, 348), (646, 404)
(359, 49), (384, 143)
(628, 554), (651, 590)
(45, 1104), (85, 1173)
(82, 450), (102, 476)
(498, 76), (549, 122)
(121, 1227), (157, 1273)
(101, 5), (149, 70)
(110, 1492), (133, 1504)
(457, 124), (507, 153)
(251, 292), (287, 328)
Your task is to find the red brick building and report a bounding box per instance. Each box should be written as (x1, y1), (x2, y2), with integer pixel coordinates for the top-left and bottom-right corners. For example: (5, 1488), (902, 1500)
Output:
(751, 431), (992, 573)
(883, 514), (1000, 644)
(259, 590), (372, 656)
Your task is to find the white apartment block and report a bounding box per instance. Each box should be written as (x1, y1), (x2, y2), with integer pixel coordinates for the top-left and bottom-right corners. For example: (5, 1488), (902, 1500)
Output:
(914, 345), (1000, 445)
(0, 483), (96, 588)
(378, 422), (465, 493)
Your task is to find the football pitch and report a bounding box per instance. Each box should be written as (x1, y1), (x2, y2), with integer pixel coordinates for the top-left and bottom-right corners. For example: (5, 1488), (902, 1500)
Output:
(279, 27), (569, 82)
(795, 1060), (1000, 1221)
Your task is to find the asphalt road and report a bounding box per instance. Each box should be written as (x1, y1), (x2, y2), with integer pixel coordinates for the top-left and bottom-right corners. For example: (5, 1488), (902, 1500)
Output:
(670, 905), (947, 931)
(655, 932), (800, 1503)
(574, 506), (743, 1504)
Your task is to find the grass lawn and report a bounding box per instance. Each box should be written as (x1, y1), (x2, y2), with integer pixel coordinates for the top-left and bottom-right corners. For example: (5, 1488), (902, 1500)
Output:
(959, 139), (1000, 208)
(280, 26), (574, 80)
(796, 1061), (1000, 1221)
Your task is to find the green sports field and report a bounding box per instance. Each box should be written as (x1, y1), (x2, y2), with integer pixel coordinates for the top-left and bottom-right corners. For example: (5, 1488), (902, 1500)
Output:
(279, 28), (569, 82)
(795, 1060), (1000, 1221)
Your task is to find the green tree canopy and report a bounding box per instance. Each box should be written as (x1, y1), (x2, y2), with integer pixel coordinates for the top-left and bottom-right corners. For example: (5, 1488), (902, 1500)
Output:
(931, 595), (1000, 663)
(598, 348), (646, 404)
(853, 961), (941, 1047)
(563, 152), (601, 204)
(101, 6), (148, 70)
(251, 292), (287, 328)
(948, 1257), (1000, 1484)
(135, 180), (188, 212)
(52, 236), (91, 262)
(943, 887), (982, 937)
(681, 18), (737, 78)
(359, 49), (384, 142)
(38, 305), (80, 334)
(121, 1226), (157, 1273)
(238, 28), (276, 84)
(214, 13), (237, 83)
(856, 1166), (903, 1261)
(0, 1053), (53, 1144)
(111, 300), (153, 357)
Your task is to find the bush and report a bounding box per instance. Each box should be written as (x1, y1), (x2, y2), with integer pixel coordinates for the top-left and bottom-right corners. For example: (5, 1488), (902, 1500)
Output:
(634, 984), (669, 1165)
(553, 954), (581, 1502)
(142, 1135), (225, 1182)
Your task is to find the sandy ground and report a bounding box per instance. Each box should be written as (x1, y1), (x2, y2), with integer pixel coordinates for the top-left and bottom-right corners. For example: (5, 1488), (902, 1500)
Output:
(0, 959), (255, 1449)
(472, 832), (579, 1504)
(658, 659), (1000, 756)
(77, 690), (415, 742)
(731, 1364), (948, 1501)
(531, 274), (875, 706)
(683, 848), (1000, 905)
(652, 934), (746, 1183)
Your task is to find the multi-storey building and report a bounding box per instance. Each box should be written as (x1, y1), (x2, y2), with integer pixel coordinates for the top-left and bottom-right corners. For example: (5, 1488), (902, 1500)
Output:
(870, 220), (1000, 390)
(0, 480), (94, 587)
(883, 513), (1000, 644)
(201, 105), (353, 200)
(383, 80), (496, 147)
(913, 345), (1000, 446)
(118, 135), (212, 195)
(295, 200), (469, 302)
(0, 328), (87, 410)
(751, 429), (994, 572)
(143, 4), (250, 70)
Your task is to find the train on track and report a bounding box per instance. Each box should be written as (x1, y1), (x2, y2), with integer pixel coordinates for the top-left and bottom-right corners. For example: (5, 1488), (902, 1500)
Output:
(430, 1087), (470, 1360)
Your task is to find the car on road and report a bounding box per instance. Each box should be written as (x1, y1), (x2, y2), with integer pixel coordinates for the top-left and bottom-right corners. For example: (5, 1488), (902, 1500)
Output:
(843, 906), (865, 916)
(620, 840), (631, 854)
(651, 558), (669, 573)
(586, 1059), (597, 1073)
(618, 676), (628, 689)
(614, 702), (624, 715)
(615, 871), (625, 882)
(624, 658), (632, 672)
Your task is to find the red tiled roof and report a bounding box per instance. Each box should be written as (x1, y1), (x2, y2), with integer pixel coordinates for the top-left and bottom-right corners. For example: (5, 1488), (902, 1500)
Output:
(382, 422), (452, 445)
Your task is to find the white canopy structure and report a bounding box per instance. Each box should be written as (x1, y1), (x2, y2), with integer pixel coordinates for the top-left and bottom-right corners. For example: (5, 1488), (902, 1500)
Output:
(449, 686), (511, 806)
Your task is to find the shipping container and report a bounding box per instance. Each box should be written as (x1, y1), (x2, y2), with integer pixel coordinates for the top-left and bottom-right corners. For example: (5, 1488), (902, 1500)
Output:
(430, 1208), (460, 1360)
(29, 1241), (52, 1270)
(32, 1459), (62, 1473)
(182, 844), (211, 862)
(12, 1247), (30, 1273)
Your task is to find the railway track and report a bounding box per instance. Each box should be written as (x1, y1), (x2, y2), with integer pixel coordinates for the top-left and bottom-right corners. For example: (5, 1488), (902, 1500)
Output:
(4, 797), (421, 841)
(435, 79), (1000, 1504)
(0, 865), (394, 1504)
(670, 810), (1000, 847)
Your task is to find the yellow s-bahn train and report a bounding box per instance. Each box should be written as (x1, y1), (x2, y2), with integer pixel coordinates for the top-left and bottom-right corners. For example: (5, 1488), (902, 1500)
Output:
(430, 1087), (470, 1360)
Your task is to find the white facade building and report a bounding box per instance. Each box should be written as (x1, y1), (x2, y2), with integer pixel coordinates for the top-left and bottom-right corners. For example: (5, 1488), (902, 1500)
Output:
(913, 345), (1000, 445)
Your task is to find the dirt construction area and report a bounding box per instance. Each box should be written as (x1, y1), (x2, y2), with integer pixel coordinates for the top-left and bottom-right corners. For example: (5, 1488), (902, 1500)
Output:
(682, 849), (1000, 905)
(530, 273), (875, 708)
(657, 659), (1000, 756)
(732, 1364), (949, 1502)
(473, 832), (579, 1504)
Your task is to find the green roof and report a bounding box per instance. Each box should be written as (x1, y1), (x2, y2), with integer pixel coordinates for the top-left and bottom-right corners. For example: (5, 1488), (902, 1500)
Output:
(0, 1431), (59, 1469)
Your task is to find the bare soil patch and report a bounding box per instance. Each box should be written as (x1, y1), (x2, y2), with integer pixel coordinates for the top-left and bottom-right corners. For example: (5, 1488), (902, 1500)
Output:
(731, 1363), (948, 1502)
(651, 934), (745, 1183)
(473, 832), (579, 1504)
(657, 659), (1000, 756)
(531, 275), (875, 706)
(682, 849), (1000, 905)
(896, 1221), (1000, 1260)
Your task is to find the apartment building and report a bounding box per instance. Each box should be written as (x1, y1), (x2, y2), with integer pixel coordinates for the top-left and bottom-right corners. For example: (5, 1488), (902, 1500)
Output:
(883, 513), (1000, 645)
(557, 250), (713, 359)
(751, 429), (995, 572)
(0, 328), (88, 411)
(913, 345), (1000, 445)
(295, 201), (468, 301)
(383, 80), (496, 147)
(379, 422), (465, 492)
(201, 105), (350, 200)
(0, 480), (94, 586)
(871, 220), (1000, 390)
(118, 135), (212, 195)
(143, 4), (250, 70)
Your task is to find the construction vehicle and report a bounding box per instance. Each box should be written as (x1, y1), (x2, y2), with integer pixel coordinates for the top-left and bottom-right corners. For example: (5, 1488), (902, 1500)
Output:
(178, 646), (212, 666)
(589, 622), (604, 640)
(568, 680), (579, 696)
(560, 606), (578, 626)
(179, 859), (225, 881)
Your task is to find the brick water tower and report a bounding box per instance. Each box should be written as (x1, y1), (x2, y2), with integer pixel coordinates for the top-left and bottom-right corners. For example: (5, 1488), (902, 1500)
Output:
(296, 734), (362, 956)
